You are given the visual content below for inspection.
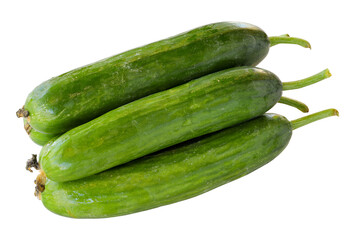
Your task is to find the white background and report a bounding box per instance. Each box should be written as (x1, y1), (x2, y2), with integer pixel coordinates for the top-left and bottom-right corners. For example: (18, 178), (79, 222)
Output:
(1, 0), (347, 239)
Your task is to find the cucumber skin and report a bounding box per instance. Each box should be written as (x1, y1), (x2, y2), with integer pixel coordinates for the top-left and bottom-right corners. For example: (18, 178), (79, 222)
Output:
(23, 119), (58, 146)
(41, 114), (292, 218)
(39, 67), (282, 182)
(25, 22), (270, 134)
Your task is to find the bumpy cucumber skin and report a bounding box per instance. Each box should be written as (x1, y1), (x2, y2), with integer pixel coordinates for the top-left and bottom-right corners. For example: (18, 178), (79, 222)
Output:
(25, 22), (270, 134)
(39, 67), (282, 182)
(23, 119), (58, 146)
(41, 114), (292, 218)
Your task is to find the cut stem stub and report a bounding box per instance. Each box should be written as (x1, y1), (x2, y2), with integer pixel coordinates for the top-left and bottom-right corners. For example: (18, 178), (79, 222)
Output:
(16, 107), (29, 118)
(26, 154), (40, 172)
(24, 123), (32, 135)
(34, 171), (46, 199)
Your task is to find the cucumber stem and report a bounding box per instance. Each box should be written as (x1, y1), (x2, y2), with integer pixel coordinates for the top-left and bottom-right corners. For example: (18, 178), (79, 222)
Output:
(291, 109), (339, 130)
(26, 154), (40, 173)
(269, 35), (311, 49)
(278, 96), (309, 113)
(16, 106), (29, 118)
(282, 69), (331, 91)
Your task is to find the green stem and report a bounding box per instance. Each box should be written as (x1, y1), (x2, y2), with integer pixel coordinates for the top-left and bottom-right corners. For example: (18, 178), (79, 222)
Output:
(282, 69), (331, 91)
(291, 109), (339, 130)
(269, 35), (311, 49)
(278, 96), (309, 113)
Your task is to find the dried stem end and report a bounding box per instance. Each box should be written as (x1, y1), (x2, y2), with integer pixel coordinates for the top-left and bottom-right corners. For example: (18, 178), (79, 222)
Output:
(16, 106), (29, 118)
(26, 154), (40, 172)
(34, 171), (47, 200)
(24, 123), (32, 135)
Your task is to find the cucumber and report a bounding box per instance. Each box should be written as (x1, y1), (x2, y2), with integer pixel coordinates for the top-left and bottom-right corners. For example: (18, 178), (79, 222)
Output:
(38, 67), (282, 182)
(23, 119), (57, 146)
(35, 67), (332, 182)
(22, 65), (327, 147)
(23, 96), (309, 146)
(18, 22), (309, 135)
(38, 109), (338, 218)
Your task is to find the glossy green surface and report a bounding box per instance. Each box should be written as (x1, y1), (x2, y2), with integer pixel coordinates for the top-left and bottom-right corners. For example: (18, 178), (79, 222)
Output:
(24, 22), (270, 134)
(42, 114), (292, 218)
(23, 119), (58, 146)
(39, 67), (282, 182)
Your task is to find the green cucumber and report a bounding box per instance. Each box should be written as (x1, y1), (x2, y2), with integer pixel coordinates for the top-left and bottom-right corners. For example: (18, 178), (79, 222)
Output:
(23, 119), (57, 146)
(23, 94), (309, 146)
(38, 109), (338, 218)
(35, 67), (330, 182)
(18, 21), (310, 135)
(23, 95), (308, 146)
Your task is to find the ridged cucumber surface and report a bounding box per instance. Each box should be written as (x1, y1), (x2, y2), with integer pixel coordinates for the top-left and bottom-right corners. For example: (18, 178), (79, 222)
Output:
(39, 67), (282, 182)
(41, 113), (292, 218)
(23, 22), (270, 135)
